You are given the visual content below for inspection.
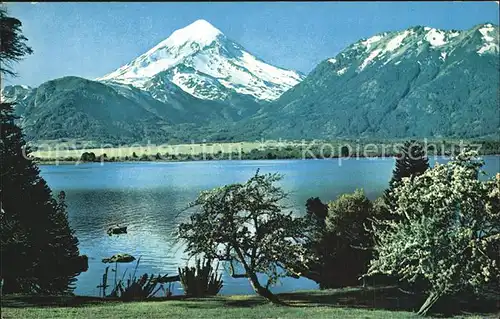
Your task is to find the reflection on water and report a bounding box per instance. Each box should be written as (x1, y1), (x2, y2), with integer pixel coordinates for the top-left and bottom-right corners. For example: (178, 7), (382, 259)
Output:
(39, 157), (500, 296)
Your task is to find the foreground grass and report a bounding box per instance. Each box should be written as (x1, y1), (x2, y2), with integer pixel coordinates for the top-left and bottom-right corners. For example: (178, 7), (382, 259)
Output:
(1, 300), (418, 319)
(1, 288), (497, 319)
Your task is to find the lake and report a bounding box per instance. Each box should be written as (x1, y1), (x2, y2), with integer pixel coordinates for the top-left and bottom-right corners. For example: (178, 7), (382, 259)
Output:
(39, 156), (500, 296)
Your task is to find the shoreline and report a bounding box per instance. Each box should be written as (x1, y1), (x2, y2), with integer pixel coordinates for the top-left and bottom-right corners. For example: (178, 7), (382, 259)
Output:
(35, 153), (500, 166)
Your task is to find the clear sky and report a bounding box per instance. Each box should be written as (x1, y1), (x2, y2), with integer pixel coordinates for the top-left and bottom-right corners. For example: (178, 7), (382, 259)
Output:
(3, 1), (499, 87)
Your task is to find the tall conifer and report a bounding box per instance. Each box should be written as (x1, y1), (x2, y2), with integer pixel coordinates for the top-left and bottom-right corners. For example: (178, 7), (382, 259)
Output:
(383, 140), (430, 214)
(0, 7), (87, 294)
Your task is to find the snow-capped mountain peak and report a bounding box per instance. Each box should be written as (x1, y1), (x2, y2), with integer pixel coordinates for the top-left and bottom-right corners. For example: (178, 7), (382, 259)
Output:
(326, 23), (499, 74)
(147, 19), (222, 54)
(97, 20), (304, 102)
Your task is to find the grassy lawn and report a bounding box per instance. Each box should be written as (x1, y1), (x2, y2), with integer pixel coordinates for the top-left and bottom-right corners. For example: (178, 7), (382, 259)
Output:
(0, 299), (418, 319)
(1, 288), (497, 319)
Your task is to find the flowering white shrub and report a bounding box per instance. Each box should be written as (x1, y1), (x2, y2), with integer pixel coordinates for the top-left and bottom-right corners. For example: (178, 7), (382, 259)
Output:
(368, 150), (499, 316)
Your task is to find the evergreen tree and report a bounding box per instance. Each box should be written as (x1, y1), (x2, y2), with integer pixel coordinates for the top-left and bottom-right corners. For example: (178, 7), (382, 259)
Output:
(0, 201), (31, 292)
(1, 103), (87, 294)
(305, 197), (327, 226)
(383, 140), (429, 214)
(0, 8), (87, 294)
(0, 7), (33, 76)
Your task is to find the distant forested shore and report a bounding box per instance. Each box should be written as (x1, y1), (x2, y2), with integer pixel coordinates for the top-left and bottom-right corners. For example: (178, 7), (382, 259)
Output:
(31, 139), (500, 164)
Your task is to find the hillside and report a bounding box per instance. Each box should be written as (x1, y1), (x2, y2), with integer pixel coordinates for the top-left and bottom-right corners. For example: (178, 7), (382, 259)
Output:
(4, 77), (261, 144)
(1, 20), (305, 144)
(2, 22), (498, 144)
(242, 23), (499, 140)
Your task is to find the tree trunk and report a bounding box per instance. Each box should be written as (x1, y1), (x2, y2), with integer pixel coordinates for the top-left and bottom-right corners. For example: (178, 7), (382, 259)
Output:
(232, 246), (286, 305)
(114, 262), (118, 292)
(417, 291), (442, 316)
(247, 273), (286, 305)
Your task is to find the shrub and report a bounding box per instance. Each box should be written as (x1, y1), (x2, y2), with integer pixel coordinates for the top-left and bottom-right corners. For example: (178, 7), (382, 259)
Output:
(367, 150), (499, 316)
(178, 258), (223, 297)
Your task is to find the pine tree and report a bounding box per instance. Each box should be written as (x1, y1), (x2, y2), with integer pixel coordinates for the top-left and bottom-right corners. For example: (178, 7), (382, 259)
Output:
(0, 7), (33, 76)
(0, 201), (32, 293)
(1, 103), (88, 294)
(0, 7), (87, 294)
(383, 140), (430, 214)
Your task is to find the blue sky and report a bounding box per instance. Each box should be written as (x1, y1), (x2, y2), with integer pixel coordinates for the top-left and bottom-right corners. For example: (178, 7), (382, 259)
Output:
(4, 1), (499, 87)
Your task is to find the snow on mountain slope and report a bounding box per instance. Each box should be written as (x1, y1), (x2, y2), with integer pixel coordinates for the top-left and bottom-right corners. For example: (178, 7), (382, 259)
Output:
(324, 23), (499, 75)
(97, 19), (304, 101)
(260, 23), (499, 140)
(0, 85), (33, 115)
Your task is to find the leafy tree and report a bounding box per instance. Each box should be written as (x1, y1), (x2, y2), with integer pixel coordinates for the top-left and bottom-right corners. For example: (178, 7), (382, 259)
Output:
(80, 151), (96, 162)
(367, 150), (500, 316)
(0, 8), (87, 294)
(324, 190), (374, 286)
(383, 140), (429, 215)
(178, 170), (308, 304)
(299, 190), (375, 289)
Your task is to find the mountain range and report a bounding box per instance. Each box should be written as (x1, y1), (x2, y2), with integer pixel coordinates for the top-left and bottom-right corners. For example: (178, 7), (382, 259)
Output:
(2, 20), (498, 144)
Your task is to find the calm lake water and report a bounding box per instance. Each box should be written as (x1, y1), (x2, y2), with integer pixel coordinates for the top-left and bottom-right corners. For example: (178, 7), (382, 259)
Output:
(39, 156), (500, 296)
